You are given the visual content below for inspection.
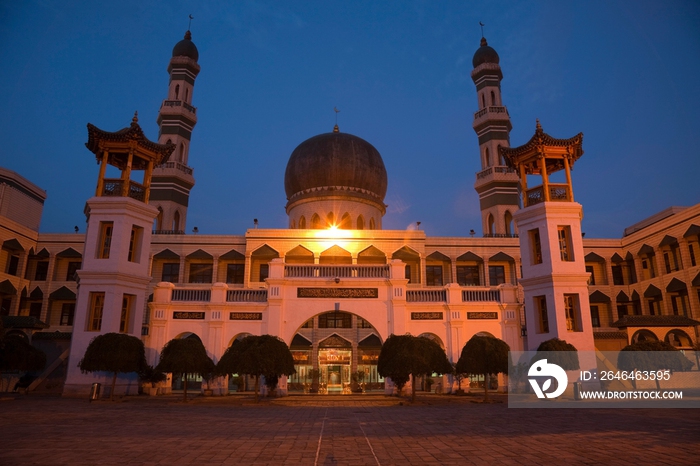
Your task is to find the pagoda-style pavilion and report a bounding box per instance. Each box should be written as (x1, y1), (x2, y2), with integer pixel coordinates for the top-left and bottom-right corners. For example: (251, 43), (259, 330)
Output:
(86, 113), (175, 203)
(498, 120), (583, 207)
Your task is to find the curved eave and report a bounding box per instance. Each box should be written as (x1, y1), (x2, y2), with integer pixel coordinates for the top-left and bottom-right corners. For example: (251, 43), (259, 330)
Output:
(498, 130), (583, 171)
(85, 122), (175, 165)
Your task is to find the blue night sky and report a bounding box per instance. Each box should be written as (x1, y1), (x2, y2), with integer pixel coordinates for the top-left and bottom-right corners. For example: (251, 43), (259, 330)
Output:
(2, 0), (699, 239)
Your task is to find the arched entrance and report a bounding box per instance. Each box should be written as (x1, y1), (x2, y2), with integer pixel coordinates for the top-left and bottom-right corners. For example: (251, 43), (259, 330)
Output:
(171, 333), (204, 392)
(287, 310), (384, 394)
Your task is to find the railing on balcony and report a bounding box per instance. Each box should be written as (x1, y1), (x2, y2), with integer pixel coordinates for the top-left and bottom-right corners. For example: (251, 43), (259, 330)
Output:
(102, 179), (146, 201)
(284, 264), (390, 279)
(406, 289), (447, 302)
(473, 106), (509, 120)
(476, 165), (517, 180)
(462, 289), (500, 302)
(525, 183), (571, 206)
(162, 100), (197, 114)
(227, 289), (267, 302)
(156, 161), (193, 175)
(172, 288), (211, 302)
(152, 230), (185, 235)
(476, 167), (492, 179)
(483, 233), (518, 238)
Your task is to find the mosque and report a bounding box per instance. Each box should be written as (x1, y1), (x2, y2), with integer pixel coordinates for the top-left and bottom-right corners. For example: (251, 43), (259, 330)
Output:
(1, 31), (698, 396)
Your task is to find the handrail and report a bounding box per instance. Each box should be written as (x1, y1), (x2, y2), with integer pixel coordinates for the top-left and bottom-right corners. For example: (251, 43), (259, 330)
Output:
(171, 288), (211, 302)
(284, 264), (390, 278)
(406, 289), (447, 302)
(227, 289), (267, 302)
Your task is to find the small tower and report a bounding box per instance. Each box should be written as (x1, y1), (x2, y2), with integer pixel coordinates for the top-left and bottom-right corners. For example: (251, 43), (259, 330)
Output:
(501, 121), (595, 352)
(471, 37), (521, 236)
(150, 30), (200, 233)
(63, 115), (174, 397)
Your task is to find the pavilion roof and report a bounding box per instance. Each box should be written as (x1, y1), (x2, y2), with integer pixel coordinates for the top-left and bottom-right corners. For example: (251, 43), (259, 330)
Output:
(498, 120), (583, 174)
(85, 113), (174, 166)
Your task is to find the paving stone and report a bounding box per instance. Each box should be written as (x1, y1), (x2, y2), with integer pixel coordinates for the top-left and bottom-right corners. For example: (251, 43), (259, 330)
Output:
(0, 394), (698, 465)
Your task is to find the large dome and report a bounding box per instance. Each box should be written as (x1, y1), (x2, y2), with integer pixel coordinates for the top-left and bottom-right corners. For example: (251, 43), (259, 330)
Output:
(472, 37), (499, 68)
(284, 131), (388, 203)
(172, 30), (199, 62)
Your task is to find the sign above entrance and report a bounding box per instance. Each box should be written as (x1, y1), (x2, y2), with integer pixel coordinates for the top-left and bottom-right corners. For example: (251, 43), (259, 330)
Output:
(173, 311), (205, 320)
(411, 312), (443, 320)
(297, 288), (378, 299)
(467, 312), (498, 319)
(230, 312), (263, 320)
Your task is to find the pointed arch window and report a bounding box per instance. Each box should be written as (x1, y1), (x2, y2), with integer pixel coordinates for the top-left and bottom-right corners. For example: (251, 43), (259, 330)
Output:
(339, 212), (351, 229)
(311, 214), (321, 229)
(490, 90), (496, 105)
(481, 93), (486, 109)
(299, 216), (306, 229)
(175, 84), (180, 100)
(155, 207), (163, 231)
(487, 214), (495, 236)
(173, 211), (180, 232)
(327, 212), (335, 228)
(483, 148), (490, 168)
(185, 88), (189, 102)
(369, 218), (376, 230)
(357, 215), (364, 230)
(504, 211), (513, 236)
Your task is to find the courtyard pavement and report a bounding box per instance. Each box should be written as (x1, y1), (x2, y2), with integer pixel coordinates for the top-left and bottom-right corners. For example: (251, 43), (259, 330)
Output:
(1, 393), (698, 465)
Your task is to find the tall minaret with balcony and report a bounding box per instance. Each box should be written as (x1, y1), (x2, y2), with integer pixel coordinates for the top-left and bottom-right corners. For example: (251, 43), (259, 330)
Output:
(63, 115), (174, 397)
(150, 30), (200, 233)
(471, 37), (521, 236)
(501, 121), (595, 353)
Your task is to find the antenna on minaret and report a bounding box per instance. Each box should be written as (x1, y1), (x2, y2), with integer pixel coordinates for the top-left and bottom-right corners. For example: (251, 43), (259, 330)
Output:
(188, 14), (194, 31)
(333, 107), (340, 133)
(479, 21), (485, 38)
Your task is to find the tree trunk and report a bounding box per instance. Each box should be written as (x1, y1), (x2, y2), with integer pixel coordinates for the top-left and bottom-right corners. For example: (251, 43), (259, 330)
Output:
(110, 372), (117, 401)
(254, 375), (259, 403)
(411, 374), (416, 403)
(183, 373), (188, 402)
(484, 373), (489, 402)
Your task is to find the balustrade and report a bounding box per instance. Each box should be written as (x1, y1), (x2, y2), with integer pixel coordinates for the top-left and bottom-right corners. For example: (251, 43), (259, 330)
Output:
(157, 161), (193, 175)
(227, 289), (268, 302)
(171, 288), (211, 302)
(525, 184), (570, 206)
(406, 289), (447, 302)
(162, 100), (197, 114)
(462, 289), (501, 302)
(101, 179), (145, 201)
(284, 264), (389, 278)
(473, 106), (509, 120)
(152, 229), (185, 235)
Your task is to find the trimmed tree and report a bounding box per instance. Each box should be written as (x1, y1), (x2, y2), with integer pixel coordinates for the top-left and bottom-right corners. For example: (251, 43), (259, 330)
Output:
(78, 333), (146, 401)
(534, 338), (580, 370)
(456, 335), (510, 401)
(216, 335), (295, 402)
(618, 340), (694, 389)
(377, 334), (452, 402)
(157, 337), (215, 402)
(0, 335), (46, 392)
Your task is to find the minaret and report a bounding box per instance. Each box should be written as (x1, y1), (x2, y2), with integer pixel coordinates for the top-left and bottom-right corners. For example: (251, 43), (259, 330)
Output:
(150, 30), (200, 233)
(63, 114), (174, 397)
(501, 121), (595, 353)
(471, 37), (521, 236)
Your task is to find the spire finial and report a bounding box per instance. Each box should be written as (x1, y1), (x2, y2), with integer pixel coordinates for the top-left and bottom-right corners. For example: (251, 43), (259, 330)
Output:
(479, 21), (485, 38)
(333, 107), (340, 133)
(536, 119), (542, 132)
(132, 111), (139, 125)
(188, 14), (194, 30)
